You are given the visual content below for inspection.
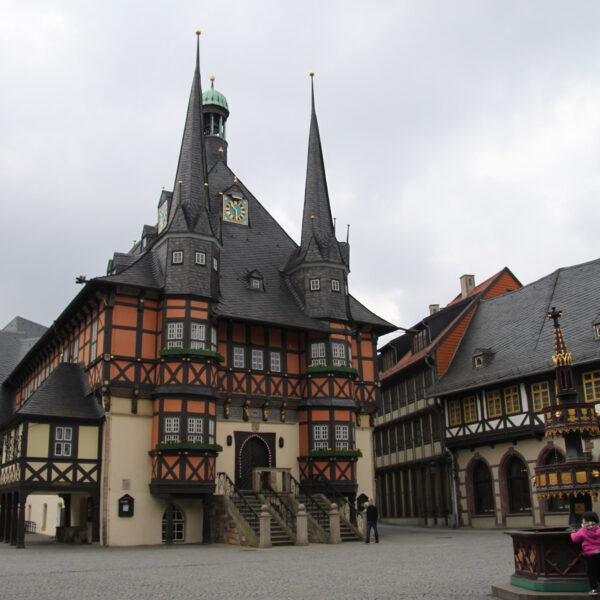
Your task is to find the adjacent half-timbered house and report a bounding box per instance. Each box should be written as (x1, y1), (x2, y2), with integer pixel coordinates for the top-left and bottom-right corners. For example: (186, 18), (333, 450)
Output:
(432, 258), (600, 528)
(0, 35), (394, 546)
(375, 269), (521, 525)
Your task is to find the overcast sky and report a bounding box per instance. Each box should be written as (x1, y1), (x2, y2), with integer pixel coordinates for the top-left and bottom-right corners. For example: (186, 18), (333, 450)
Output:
(2, 1), (600, 348)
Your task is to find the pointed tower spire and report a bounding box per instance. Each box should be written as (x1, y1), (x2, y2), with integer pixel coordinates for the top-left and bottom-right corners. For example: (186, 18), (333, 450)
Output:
(299, 73), (339, 261)
(169, 31), (212, 234)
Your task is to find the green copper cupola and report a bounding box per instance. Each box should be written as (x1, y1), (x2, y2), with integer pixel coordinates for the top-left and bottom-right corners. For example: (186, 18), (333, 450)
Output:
(203, 75), (229, 167)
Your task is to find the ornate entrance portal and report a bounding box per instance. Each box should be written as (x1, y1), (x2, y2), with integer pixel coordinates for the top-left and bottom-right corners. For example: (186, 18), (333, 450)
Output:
(235, 432), (275, 489)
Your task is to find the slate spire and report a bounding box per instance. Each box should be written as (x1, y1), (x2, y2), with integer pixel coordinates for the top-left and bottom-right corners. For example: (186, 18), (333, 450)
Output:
(169, 31), (214, 235)
(299, 73), (342, 263)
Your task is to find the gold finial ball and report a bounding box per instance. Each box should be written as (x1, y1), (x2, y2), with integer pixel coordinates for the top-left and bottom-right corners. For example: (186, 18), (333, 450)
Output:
(311, 215), (315, 219)
(218, 147), (223, 153)
(309, 71), (315, 77)
(178, 180), (183, 184)
(196, 30), (201, 35)
(210, 75), (215, 81)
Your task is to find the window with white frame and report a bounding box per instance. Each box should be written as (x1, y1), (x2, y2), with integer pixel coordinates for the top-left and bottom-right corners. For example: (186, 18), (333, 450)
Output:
(270, 351), (281, 372)
(313, 424), (329, 450)
(213, 257), (218, 271)
(34, 372), (41, 390)
(252, 349), (264, 370)
(89, 318), (98, 362)
(210, 327), (218, 351)
(72, 337), (79, 363)
(172, 251), (183, 264)
(331, 279), (340, 292)
(62, 345), (70, 363)
(187, 417), (203, 443)
(208, 418), (215, 443)
(331, 342), (346, 366)
(164, 417), (180, 442)
(310, 278), (320, 291)
(250, 278), (262, 290)
(335, 424), (350, 450)
(195, 251), (206, 265)
(311, 342), (326, 367)
(54, 426), (73, 457)
(167, 322), (184, 349)
(233, 347), (245, 368)
(190, 322), (206, 349)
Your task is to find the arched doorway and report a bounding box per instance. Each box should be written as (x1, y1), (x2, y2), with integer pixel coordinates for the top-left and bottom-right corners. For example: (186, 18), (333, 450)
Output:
(238, 436), (271, 489)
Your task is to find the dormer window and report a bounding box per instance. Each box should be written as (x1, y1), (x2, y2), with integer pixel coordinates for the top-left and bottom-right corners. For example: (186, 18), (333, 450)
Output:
(195, 252), (206, 265)
(594, 322), (600, 340)
(331, 279), (340, 292)
(412, 329), (427, 353)
(250, 277), (262, 290)
(310, 278), (320, 291)
(473, 348), (494, 368)
(172, 251), (183, 264)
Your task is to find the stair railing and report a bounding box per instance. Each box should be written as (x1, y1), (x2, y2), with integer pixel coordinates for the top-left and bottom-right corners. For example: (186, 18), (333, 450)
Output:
(216, 472), (260, 531)
(314, 473), (362, 528)
(262, 480), (296, 534)
(289, 474), (330, 526)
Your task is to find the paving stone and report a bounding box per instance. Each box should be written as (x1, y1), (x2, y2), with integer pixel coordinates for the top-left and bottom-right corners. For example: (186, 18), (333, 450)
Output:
(0, 525), (515, 600)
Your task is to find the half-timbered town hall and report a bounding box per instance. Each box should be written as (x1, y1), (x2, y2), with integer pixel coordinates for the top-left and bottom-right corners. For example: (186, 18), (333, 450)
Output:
(0, 34), (394, 547)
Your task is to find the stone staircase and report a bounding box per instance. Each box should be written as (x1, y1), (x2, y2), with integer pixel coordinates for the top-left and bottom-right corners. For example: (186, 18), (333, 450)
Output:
(230, 491), (294, 546)
(297, 492), (363, 542)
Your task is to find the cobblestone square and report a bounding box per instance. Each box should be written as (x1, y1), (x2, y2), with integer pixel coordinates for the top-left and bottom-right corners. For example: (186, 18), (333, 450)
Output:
(0, 525), (514, 600)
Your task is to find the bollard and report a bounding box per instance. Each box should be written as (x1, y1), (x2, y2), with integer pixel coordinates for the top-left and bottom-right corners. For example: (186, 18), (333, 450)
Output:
(295, 503), (309, 546)
(259, 504), (272, 548)
(329, 503), (341, 544)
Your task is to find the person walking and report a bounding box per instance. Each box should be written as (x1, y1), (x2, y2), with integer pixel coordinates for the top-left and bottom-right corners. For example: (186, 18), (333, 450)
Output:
(571, 511), (600, 596)
(365, 499), (379, 544)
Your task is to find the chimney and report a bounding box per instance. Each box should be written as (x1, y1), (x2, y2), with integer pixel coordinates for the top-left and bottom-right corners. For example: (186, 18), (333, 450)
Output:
(429, 304), (440, 315)
(460, 274), (476, 299)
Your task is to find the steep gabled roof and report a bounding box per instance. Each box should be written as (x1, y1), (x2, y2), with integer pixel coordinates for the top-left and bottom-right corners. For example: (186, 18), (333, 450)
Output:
(431, 258), (600, 396)
(18, 363), (104, 421)
(380, 267), (520, 380)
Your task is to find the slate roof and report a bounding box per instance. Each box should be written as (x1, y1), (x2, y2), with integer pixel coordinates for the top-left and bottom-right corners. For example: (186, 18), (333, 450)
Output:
(18, 363), (104, 421)
(380, 268), (514, 379)
(431, 258), (600, 396)
(95, 63), (395, 335)
(0, 317), (47, 384)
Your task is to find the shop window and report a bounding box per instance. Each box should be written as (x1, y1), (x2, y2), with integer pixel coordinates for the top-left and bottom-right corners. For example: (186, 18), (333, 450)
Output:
(506, 456), (531, 513)
(472, 461), (495, 514)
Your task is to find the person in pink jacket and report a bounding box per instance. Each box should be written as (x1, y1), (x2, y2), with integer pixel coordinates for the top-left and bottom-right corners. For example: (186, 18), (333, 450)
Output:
(571, 511), (600, 596)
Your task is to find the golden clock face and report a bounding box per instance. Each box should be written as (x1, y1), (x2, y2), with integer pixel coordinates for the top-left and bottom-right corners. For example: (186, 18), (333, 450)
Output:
(223, 195), (248, 225)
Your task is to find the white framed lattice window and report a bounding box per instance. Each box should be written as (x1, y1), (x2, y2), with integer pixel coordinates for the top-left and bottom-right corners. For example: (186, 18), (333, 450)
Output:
(208, 419), (215, 443)
(167, 322), (184, 349)
(332, 342), (346, 367)
(331, 279), (340, 292)
(162, 506), (185, 543)
(190, 322), (206, 350)
(310, 278), (320, 291)
(195, 251), (206, 265)
(164, 417), (180, 442)
(172, 251), (183, 264)
(55, 426), (73, 457)
(270, 351), (281, 372)
(252, 349), (264, 370)
(72, 337), (79, 363)
(250, 278), (262, 290)
(233, 347), (245, 369)
(313, 424), (329, 450)
(335, 424), (349, 450)
(210, 327), (218, 351)
(311, 342), (326, 367)
(187, 417), (203, 443)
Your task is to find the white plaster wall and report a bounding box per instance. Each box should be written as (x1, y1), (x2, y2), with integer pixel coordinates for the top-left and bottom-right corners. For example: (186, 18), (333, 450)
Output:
(356, 423), (376, 500)
(101, 397), (167, 546)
